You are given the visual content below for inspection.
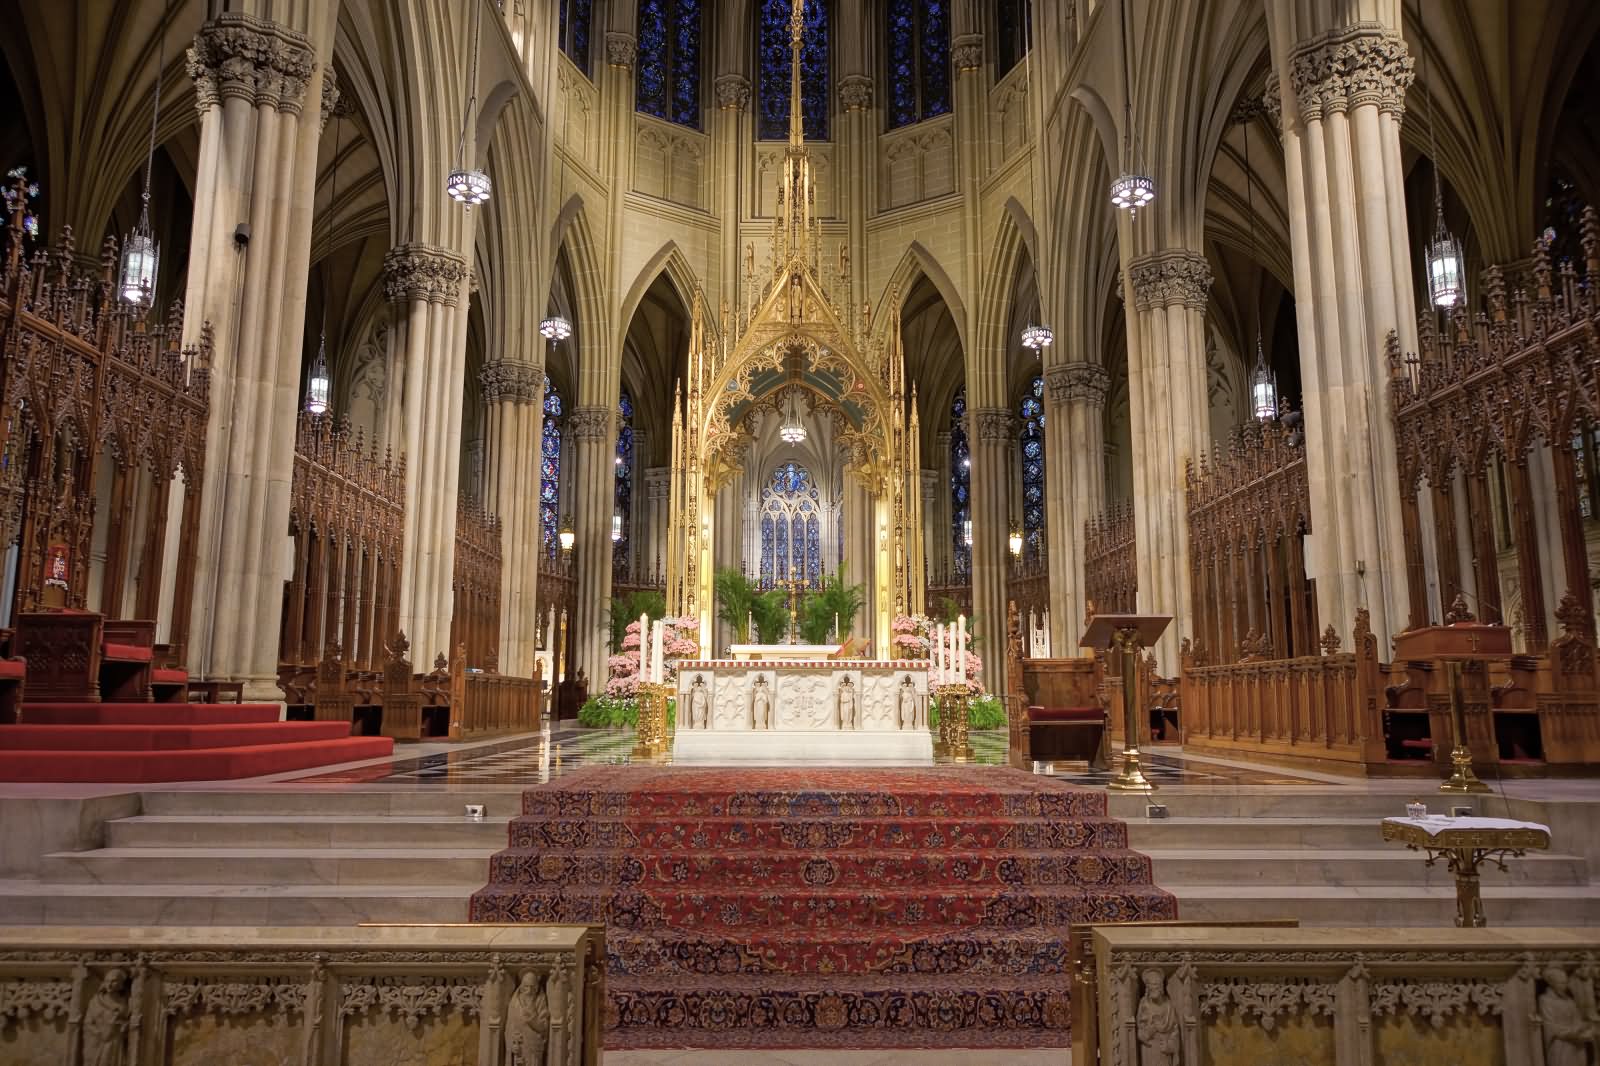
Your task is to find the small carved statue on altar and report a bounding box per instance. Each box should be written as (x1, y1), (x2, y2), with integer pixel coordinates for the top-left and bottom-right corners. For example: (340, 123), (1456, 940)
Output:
(82, 967), (131, 1066)
(836, 676), (859, 730)
(687, 675), (710, 730)
(1135, 967), (1180, 1066)
(1539, 966), (1596, 1066)
(751, 675), (773, 730)
(504, 970), (551, 1066)
(898, 675), (920, 730)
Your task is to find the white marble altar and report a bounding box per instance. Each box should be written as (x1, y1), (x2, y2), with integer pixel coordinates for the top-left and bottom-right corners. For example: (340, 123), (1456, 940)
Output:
(672, 658), (933, 763)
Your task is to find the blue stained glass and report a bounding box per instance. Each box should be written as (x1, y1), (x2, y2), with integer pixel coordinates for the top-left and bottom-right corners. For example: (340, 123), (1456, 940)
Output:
(951, 387), (971, 576)
(1018, 375), (1045, 552)
(758, 0), (829, 140)
(541, 375), (563, 556)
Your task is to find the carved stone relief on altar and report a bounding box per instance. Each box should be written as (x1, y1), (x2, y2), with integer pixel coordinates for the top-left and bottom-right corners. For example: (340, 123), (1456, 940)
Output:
(339, 976), (481, 1066)
(0, 974), (73, 1065)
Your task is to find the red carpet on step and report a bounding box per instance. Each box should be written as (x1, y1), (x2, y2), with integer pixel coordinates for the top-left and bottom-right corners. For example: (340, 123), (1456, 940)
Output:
(0, 703), (393, 782)
(469, 765), (1176, 1050)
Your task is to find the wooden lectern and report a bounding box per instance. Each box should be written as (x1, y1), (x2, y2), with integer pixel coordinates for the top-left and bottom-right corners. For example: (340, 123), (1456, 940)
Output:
(1392, 620), (1511, 794)
(1080, 614), (1172, 792)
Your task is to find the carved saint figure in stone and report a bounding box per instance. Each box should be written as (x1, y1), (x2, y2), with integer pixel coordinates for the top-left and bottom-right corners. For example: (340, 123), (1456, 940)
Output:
(751, 675), (773, 730)
(504, 970), (551, 1066)
(687, 675), (710, 729)
(1540, 966), (1596, 1066)
(82, 967), (131, 1066)
(836, 676), (859, 730)
(898, 676), (919, 730)
(1135, 967), (1180, 1066)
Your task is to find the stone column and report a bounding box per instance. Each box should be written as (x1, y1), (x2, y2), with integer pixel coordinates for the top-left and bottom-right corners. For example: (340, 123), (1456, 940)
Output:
(384, 244), (471, 663)
(971, 408), (1013, 693)
(481, 360), (544, 677)
(1045, 361), (1109, 651)
(1126, 250), (1212, 668)
(568, 405), (614, 686)
(183, 13), (329, 694)
(1267, 12), (1416, 650)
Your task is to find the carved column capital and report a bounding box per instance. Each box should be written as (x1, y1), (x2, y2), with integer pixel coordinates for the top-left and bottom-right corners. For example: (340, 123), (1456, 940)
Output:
(1288, 23), (1413, 122)
(1128, 249), (1214, 312)
(974, 407), (1014, 443)
(714, 74), (751, 111)
(568, 405), (613, 442)
(606, 32), (637, 70)
(1045, 363), (1111, 407)
(838, 75), (873, 112)
(952, 35), (984, 74)
(479, 360), (542, 405)
(187, 13), (316, 116)
(382, 244), (470, 307)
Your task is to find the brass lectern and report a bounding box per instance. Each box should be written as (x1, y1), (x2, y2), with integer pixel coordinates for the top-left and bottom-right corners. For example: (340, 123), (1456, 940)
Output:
(1080, 614), (1171, 792)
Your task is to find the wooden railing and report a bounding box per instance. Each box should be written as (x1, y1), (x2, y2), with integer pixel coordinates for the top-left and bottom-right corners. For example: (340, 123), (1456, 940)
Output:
(1083, 501), (1135, 616)
(451, 493), (503, 671)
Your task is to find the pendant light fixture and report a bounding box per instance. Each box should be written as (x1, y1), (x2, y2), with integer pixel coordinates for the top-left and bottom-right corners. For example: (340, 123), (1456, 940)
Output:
(1018, 6), (1053, 353)
(120, 15), (166, 306)
(305, 106), (343, 418)
(1416, 0), (1462, 308)
(1242, 107), (1276, 421)
(1109, 0), (1154, 217)
(447, 0), (491, 207)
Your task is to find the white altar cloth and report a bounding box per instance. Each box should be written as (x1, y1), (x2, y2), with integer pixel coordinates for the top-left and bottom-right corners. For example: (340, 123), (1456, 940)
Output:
(672, 658), (933, 763)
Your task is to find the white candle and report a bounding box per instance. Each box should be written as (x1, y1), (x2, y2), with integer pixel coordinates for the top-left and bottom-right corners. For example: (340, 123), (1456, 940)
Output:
(957, 614), (967, 683)
(639, 613), (650, 683)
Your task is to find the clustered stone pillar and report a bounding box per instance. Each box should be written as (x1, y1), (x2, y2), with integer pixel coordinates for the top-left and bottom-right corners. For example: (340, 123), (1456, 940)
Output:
(971, 408), (1013, 693)
(568, 405), (614, 688)
(1125, 249), (1212, 668)
(1044, 361), (1109, 650)
(1267, 11), (1416, 651)
(182, 12), (329, 695)
(383, 244), (471, 664)
(481, 360), (545, 677)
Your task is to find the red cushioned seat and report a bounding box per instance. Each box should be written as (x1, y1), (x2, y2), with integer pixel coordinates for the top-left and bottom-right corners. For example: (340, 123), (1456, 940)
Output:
(151, 668), (187, 684)
(0, 660), (24, 680)
(1028, 706), (1102, 723)
(103, 643), (153, 662)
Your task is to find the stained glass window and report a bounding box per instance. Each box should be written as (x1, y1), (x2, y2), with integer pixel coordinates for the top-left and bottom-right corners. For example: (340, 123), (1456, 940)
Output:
(558, 0), (594, 76)
(541, 376), (563, 557)
(951, 388), (971, 576)
(1019, 375), (1046, 554)
(760, 461), (823, 584)
(996, 0), (1032, 79)
(636, 0), (702, 128)
(613, 390), (634, 565)
(758, 0), (830, 141)
(886, 0), (950, 129)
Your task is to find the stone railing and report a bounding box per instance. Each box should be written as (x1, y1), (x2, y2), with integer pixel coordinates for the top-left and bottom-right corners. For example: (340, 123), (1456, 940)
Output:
(0, 924), (603, 1065)
(1079, 924), (1600, 1066)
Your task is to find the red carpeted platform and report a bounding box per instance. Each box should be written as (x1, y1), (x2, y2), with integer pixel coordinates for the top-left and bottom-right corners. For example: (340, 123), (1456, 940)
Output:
(0, 702), (394, 782)
(469, 765), (1177, 1050)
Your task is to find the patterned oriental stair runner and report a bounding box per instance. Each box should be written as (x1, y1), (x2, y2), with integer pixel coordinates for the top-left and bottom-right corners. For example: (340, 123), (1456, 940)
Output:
(469, 766), (1176, 1049)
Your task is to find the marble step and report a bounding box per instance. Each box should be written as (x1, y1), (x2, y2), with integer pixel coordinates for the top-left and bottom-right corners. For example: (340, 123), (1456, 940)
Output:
(40, 846), (493, 885)
(1125, 817), (1397, 849)
(0, 882), (478, 926)
(138, 789), (522, 817)
(1165, 883), (1600, 926)
(1143, 846), (1588, 886)
(106, 813), (512, 849)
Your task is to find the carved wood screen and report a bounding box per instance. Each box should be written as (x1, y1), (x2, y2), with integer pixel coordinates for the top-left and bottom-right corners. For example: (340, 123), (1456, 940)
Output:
(0, 199), (210, 651)
(1390, 212), (1600, 658)
(1185, 417), (1316, 665)
(280, 414), (403, 680)
(451, 494), (502, 670)
(1083, 501), (1135, 616)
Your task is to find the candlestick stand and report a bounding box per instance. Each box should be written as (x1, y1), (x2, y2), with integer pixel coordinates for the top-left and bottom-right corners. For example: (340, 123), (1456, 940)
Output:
(632, 681), (672, 758)
(937, 683), (971, 762)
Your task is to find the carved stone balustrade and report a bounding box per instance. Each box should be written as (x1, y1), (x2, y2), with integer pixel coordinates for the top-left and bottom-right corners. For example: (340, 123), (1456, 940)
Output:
(0, 924), (603, 1065)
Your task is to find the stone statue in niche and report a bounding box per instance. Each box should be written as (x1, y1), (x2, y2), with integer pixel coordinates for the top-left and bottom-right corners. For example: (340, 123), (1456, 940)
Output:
(686, 675), (710, 729)
(836, 676), (859, 730)
(504, 970), (551, 1066)
(82, 968), (131, 1066)
(1539, 966), (1596, 1066)
(898, 675), (919, 730)
(1135, 967), (1180, 1066)
(750, 675), (773, 730)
